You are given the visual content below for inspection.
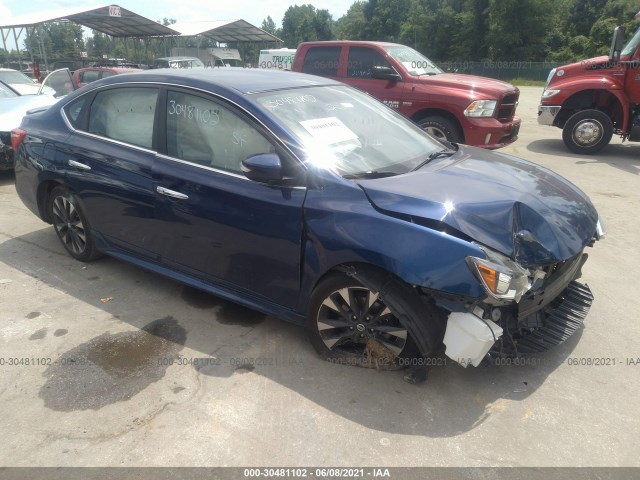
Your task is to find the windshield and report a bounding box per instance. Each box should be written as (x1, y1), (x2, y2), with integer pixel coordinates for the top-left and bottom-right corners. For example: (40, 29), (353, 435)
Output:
(0, 70), (35, 86)
(0, 81), (19, 98)
(254, 85), (444, 177)
(621, 26), (640, 57)
(384, 46), (443, 76)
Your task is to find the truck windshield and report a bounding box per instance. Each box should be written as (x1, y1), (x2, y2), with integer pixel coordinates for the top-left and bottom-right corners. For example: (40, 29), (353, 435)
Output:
(254, 85), (444, 177)
(384, 46), (443, 76)
(621, 26), (640, 57)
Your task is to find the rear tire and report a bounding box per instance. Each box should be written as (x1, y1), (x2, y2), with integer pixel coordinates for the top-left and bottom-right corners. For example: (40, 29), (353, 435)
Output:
(417, 115), (464, 144)
(49, 186), (102, 262)
(562, 109), (613, 154)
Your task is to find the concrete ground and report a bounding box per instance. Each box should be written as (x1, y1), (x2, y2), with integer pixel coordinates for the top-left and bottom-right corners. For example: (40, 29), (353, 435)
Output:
(0, 86), (638, 467)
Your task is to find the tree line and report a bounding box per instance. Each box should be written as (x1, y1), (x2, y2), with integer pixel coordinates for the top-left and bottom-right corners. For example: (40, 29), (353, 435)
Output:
(263, 0), (640, 62)
(1, 0), (639, 67)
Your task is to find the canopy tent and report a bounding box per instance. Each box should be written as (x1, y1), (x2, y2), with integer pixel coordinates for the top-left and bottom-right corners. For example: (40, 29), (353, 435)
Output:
(1, 6), (282, 73)
(170, 20), (281, 43)
(0, 5), (179, 37)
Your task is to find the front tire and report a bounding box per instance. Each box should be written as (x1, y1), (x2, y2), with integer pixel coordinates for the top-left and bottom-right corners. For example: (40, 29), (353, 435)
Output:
(49, 186), (102, 262)
(417, 115), (464, 144)
(307, 273), (422, 369)
(562, 109), (613, 154)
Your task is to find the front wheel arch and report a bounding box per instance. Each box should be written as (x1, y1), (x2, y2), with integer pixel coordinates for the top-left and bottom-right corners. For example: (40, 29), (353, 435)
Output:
(37, 180), (66, 223)
(307, 263), (446, 360)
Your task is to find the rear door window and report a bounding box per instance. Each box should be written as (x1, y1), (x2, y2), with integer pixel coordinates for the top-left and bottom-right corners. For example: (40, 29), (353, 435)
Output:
(87, 87), (159, 149)
(81, 70), (100, 83)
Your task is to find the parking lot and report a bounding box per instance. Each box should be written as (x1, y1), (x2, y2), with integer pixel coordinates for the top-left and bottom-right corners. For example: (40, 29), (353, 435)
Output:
(0, 86), (638, 467)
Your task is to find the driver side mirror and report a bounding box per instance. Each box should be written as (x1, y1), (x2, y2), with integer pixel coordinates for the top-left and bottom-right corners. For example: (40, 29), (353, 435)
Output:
(610, 26), (625, 62)
(241, 153), (283, 184)
(371, 65), (401, 82)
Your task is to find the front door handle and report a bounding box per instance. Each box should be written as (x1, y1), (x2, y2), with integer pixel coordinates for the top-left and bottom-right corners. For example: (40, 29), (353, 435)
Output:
(156, 186), (189, 200)
(68, 159), (91, 170)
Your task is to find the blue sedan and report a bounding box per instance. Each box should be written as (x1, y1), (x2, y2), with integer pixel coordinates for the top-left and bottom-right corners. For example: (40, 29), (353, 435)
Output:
(12, 69), (604, 380)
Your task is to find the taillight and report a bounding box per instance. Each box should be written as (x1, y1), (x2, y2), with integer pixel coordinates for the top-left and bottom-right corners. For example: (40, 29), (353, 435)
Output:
(11, 128), (27, 151)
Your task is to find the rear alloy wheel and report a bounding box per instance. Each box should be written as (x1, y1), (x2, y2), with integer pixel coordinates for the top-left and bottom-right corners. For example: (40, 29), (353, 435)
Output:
(562, 109), (613, 154)
(308, 274), (418, 369)
(49, 186), (101, 262)
(417, 115), (463, 144)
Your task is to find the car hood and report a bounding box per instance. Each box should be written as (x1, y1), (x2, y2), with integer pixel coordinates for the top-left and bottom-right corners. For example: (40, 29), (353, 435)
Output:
(8, 83), (41, 95)
(0, 95), (57, 131)
(357, 146), (598, 266)
(418, 73), (518, 98)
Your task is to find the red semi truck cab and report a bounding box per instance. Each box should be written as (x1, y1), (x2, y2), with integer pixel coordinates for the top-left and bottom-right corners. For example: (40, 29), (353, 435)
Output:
(539, 24), (640, 154)
(292, 41), (521, 149)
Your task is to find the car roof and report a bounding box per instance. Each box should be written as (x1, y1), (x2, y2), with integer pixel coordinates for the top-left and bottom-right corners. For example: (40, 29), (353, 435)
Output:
(155, 57), (201, 61)
(75, 67), (141, 73)
(90, 68), (340, 95)
(298, 40), (404, 48)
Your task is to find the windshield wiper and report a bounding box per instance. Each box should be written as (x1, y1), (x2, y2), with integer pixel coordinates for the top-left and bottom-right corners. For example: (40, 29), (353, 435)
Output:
(410, 148), (457, 172)
(343, 170), (398, 179)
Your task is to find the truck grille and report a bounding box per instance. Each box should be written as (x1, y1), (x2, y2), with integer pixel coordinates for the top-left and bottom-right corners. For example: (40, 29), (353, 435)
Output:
(497, 92), (519, 121)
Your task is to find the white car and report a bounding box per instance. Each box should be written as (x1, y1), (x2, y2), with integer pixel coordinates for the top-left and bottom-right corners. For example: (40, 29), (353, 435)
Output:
(1, 69), (74, 170)
(0, 68), (55, 95)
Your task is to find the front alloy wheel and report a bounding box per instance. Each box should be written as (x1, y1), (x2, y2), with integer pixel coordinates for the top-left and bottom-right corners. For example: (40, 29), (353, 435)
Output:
(308, 274), (417, 368)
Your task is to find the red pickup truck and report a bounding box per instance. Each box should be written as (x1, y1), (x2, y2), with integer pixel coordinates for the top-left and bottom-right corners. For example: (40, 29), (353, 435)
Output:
(292, 41), (521, 148)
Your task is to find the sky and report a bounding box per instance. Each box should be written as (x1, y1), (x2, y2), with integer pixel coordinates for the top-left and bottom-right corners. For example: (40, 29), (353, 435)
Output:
(0, 0), (353, 50)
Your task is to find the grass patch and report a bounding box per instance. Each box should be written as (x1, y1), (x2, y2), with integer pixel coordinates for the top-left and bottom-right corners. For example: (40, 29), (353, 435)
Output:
(507, 78), (545, 86)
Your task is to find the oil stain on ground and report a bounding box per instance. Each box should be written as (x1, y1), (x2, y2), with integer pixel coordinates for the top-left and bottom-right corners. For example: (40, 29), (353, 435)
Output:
(29, 328), (47, 340)
(39, 316), (186, 411)
(181, 286), (266, 326)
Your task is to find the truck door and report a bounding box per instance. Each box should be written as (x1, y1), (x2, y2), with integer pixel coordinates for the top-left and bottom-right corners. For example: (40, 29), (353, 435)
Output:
(624, 48), (640, 104)
(343, 46), (405, 111)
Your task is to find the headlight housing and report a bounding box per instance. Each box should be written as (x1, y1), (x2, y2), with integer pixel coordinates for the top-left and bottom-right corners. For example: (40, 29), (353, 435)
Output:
(595, 218), (606, 240)
(464, 99), (497, 117)
(541, 89), (560, 99)
(466, 247), (530, 302)
(543, 68), (557, 91)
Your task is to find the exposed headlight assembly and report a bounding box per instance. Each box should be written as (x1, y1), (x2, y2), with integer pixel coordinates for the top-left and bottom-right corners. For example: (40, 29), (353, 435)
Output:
(464, 99), (497, 117)
(466, 247), (530, 302)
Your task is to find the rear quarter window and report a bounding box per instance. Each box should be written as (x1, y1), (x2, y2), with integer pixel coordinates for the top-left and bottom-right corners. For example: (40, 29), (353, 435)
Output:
(63, 97), (87, 129)
(301, 46), (341, 77)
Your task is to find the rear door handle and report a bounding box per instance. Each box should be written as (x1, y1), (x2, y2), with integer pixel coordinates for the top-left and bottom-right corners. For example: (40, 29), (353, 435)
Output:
(68, 159), (91, 171)
(156, 186), (189, 200)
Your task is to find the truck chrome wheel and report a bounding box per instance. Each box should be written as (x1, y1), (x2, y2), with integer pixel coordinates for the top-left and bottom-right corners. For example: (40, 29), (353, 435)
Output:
(562, 109), (613, 154)
(571, 119), (603, 146)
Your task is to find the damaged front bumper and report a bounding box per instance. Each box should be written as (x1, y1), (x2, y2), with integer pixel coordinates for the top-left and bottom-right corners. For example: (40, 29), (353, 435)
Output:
(442, 252), (594, 367)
